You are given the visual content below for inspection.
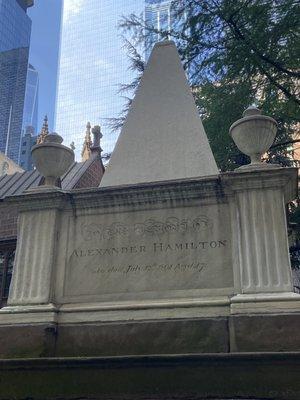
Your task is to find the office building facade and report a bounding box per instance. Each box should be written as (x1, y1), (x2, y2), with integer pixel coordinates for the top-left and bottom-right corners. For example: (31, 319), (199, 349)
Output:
(55, 0), (146, 158)
(19, 127), (36, 171)
(55, 0), (178, 158)
(19, 63), (38, 171)
(145, 0), (173, 59)
(22, 63), (38, 135)
(0, 0), (33, 163)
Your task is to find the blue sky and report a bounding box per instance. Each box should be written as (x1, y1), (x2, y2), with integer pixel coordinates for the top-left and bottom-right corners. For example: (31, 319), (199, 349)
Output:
(28, 0), (62, 132)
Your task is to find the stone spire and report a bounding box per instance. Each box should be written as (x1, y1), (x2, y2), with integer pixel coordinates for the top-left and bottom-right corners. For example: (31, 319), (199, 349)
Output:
(100, 40), (218, 187)
(81, 122), (93, 161)
(37, 115), (49, 144)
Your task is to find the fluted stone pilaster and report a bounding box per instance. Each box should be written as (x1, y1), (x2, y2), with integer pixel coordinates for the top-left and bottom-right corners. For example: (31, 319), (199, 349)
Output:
(223, 168), (296, 295)
(8, 209), (58, 305)
(236, 188), (292, 293)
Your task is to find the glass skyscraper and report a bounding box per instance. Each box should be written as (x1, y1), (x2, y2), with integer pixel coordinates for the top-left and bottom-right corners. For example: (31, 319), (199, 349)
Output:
(55, 0), (179, 159)
(0, 0), (33, 163)
(55, 0), (145, 158)
(18, 64), (38, 171)
(145, 0), (173, 60)
(22, 63), (38, 135)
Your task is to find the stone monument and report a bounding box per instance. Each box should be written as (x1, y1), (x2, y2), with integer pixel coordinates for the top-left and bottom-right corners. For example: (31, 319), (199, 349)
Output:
(0, 41), (299, 400)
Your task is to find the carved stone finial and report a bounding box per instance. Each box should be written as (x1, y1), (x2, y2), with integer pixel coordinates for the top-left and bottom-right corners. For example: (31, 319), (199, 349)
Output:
(37, 115), (49, 144)
(242, 105), (262, 117)
(91, 125), (103, 153)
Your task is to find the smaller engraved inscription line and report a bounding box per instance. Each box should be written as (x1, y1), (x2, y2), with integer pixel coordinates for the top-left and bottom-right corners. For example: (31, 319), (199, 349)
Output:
(85, 262), (207, 276)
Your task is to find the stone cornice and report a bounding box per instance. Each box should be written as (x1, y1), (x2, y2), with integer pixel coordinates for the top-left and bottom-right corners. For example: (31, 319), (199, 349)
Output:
(4, 189), (69, 212)
(4, 168), (297, 213)
(222, 167), (298, 202)
(69, 175), (225, 210)
(3, 175), (225, 212)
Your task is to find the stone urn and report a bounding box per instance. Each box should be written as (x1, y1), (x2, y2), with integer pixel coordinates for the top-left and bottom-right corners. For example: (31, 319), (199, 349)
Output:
(31, 133), (74, 187)
(229, 106), (278, 170)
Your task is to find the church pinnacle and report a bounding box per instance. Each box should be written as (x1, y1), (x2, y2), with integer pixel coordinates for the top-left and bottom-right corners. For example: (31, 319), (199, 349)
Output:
(37, 115), (49, 144)
(81, 122), (93, 161)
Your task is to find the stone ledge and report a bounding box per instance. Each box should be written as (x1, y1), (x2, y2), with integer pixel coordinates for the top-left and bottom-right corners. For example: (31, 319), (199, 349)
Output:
(230, 292), (300, 314)
(222, 166), (297, 202)
(0, 352), (299, 400)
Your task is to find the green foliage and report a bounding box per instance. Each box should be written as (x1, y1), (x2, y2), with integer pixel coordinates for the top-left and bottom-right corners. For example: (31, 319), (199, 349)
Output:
(289, 200), (300, 269)
(194, 81), (252, 170)
(116, 0), (300, 269)
(118, 0), (300, 171)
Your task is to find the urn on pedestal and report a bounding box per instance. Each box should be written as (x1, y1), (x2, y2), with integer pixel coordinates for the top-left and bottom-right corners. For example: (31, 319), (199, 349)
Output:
(229, 106), (279, 170)
(31, 133), (74, 188)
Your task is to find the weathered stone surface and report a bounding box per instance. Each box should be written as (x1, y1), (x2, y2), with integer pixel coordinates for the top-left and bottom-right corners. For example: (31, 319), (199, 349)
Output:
(0, 324), (56, 358)
(230, 313), (300, 352)
(100, 41), (218, 187)
(55, 318), (229, 357)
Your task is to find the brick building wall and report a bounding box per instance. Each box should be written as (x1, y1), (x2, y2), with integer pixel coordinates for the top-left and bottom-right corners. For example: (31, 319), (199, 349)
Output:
(0, 205), (18, 241)
(73, 157), (104, 189)
(0, 156), (105, 243)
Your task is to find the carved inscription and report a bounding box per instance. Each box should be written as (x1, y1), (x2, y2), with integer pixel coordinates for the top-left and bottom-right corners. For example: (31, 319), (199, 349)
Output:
(71, 240), (227, 258)
(86, 262), (206, 275)
(64, 209), (233, 297)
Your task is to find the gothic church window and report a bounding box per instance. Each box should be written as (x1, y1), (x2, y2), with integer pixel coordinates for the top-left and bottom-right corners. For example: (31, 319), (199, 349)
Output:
(0, 245), (16, 308)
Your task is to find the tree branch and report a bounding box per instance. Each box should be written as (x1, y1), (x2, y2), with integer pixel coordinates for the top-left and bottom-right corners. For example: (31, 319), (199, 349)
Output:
(258, 63), (300, 105)
(225, 16), (300, 79)
(271, 139), (300, 150)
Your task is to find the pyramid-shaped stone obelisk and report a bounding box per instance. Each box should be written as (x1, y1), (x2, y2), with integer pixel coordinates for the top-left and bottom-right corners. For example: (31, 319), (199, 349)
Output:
(100, 41), (218, 187)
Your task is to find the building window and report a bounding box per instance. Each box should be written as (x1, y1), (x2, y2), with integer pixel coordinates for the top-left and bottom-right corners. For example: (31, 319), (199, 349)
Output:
(0, 244), (16, 308)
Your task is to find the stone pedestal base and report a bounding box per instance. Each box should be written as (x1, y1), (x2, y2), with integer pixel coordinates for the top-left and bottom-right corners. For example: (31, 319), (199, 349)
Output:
(2, 292), (300, 325)
(1, 294), (300, 358)
(1, 298), (300, 399)
(230, 292), (300, 314)
(0, 311), (300, 359)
